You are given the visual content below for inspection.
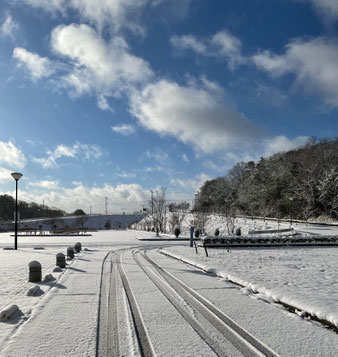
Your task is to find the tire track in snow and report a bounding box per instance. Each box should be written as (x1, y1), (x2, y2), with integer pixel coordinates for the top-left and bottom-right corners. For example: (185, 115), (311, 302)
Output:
(115, 252), (155, 357)
(137, 250), (280, 357)
(96, 249), (155, 357)
(132, 251), (231, 357)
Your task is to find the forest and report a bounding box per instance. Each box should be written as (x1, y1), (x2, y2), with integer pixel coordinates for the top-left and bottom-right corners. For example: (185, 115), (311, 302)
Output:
(0, 194), (65, 221)
(194, 137), (338, 221)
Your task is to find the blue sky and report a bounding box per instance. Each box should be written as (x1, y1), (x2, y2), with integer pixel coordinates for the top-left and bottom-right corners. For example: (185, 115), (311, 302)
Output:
(0, 0), (337, 214)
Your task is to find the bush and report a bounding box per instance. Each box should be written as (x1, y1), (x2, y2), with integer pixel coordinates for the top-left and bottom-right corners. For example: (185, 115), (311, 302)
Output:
(104, 220), (111, 230)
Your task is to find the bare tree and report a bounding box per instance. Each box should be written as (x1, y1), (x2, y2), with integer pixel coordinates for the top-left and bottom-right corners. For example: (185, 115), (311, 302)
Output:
(168, 202), (189, 233)
(149, 188), (166, 232)
(190, 212), (208, 235)
(168, 211), (186, 233)
(225, 207), (236, 235)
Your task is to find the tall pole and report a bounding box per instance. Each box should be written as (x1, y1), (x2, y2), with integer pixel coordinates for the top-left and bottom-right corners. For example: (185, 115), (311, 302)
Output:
(105, 197), (108, 215)
(11, 172), (22, 250)
(15, 180), (18, 250)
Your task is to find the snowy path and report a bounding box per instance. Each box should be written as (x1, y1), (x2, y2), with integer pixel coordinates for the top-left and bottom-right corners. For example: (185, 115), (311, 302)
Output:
(0, 248), (108, 356)
(96, 246), (338, 356)
(1, 230), (338, 356)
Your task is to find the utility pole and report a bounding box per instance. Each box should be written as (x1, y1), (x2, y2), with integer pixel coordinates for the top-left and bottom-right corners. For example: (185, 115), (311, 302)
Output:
(89, 205), (92, 215)
(105, 197), (108, 215)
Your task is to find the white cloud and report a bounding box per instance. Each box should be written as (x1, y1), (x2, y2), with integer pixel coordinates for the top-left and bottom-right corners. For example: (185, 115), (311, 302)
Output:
(202, 159), (232, 173)
(130, 78), (264, 153)
(22, 0), (65, 13)
(171, 29), (245, 69)
(67, 0), (147, 34)
(22, 0), (190, 34)
(182, 153), (189, 162)
(309, 0), (338, 21)
(13, 47), (56, 81)
(0, 167), (13, 183)
(1, 13), (19, 40)
(32, 142), (104, 168)
(263, 135), (309, 157)
(51, 24), (153, 98)
(97, 95), (113, 112)
(171, 34), (207, 54)
(0, 141), (26, 169)
(17, 182), (149, 214)
(28, 180), (59, 189)
(116, 172), (136, 179)
(252, 37), (338, 107)
(145, 149), (170, 165)
(170, 173), (211, 193)
(111, 124), (135, 135)
(211, 30), (246, 69)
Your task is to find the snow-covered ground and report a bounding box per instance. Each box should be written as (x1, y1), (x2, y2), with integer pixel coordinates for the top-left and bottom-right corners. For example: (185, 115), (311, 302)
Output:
(161, 245), (338, 329)
(0, 223), (338, 356)
(0, 230), (154, 356)
(133, 212), (338, 237)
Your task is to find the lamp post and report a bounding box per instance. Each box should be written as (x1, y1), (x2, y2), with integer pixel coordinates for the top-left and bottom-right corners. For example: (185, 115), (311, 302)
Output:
(289, 197), (294, 227)
(11, 172), (23, 250)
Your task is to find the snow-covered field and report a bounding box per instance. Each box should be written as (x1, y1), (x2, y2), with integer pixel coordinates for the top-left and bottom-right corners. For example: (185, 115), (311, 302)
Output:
(161, 245), (338, 329)
(0, 222), (337, 356)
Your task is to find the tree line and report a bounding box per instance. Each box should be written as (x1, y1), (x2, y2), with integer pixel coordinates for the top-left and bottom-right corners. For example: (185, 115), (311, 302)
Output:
(194, 137), (338, 221)
(0, 194), (66, 221)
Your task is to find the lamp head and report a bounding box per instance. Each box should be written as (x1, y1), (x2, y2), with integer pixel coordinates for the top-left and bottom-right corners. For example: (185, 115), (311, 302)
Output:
(11, 172), (23, 181)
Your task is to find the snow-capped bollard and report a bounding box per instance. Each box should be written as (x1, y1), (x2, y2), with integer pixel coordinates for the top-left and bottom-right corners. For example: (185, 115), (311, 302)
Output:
(0, 305), (19, 321)
(74, 242), (82, 253)
(25, 285), (43, 296)
(56, 253), (66, 268)
(28, 260), (42, 282)
(67, 247), (74, 259)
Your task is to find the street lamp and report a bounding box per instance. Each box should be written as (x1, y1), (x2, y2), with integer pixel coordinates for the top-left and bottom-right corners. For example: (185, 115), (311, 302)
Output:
(11, 172), (23, 250)
(289, 197), (294, 227)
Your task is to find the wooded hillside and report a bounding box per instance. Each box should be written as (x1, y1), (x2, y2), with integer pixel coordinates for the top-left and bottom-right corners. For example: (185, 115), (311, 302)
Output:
(0, 194), (65, 221)
(194, 138), (338, 221)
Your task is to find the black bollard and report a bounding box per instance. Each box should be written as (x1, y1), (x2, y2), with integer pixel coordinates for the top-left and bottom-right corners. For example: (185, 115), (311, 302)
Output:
(74, 242), (82, 253)
(67, 247), (74, 259)
(56, 253), (66, 268)
(28, 261), (42, 282)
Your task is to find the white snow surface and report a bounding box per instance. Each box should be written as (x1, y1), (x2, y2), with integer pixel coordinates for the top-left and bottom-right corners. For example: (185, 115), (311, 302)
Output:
(0, 222), (338, 356)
